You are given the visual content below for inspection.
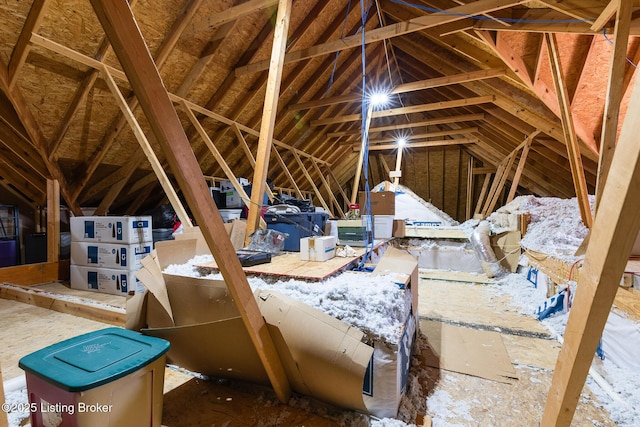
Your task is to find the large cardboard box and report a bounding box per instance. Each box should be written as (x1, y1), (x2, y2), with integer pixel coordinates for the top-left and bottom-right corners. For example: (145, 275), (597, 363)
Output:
(70, 265), (144, 296)
(128, 239), (419, 418)
(71, 241), (152, 270)
(359, 191), (395, 215)
(70, 216), (152, 244)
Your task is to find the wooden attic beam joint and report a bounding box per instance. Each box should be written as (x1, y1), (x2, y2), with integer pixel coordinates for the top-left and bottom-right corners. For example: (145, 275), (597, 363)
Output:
(475, 30), (599, 155)
(7, 0), (49, 89)
(360, 138), (477, 151)
(546, 33), (593, 228)
(507, 130), (540, 203)
(474, 172), (492, 216)
(595, 0), (632, 212)
(187, 0), (280, 36)
(291, 151), (331, 214)
(541, 46), (640, 427)
(310, 158), (345, 218)
(328, 113), (485, 138)
(89, 0), (290, 403)
(246, 0), (292, 244)
(272, 145), (304, 199)
(289, 68), (505, 112)
(27, 32), (331, 169)
(364, 127), (478, 144)
(482, 150), (517, 216)
(0, 56), (81, 215)
(236, 0), (530, 75)
(181, 101), (261, 225)
(313, 96), (494, 126)
(101, 65), (193, 227)
(231, 123), (275, 203)
(590, 0), (619, 32)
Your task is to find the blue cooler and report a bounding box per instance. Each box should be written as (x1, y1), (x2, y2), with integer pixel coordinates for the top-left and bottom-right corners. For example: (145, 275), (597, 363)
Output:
(264, 212), (329, 251)
(19, 328), (170, 427)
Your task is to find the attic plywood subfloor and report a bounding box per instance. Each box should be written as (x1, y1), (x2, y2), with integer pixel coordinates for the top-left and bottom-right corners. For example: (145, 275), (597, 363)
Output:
(0, 278), (618, 426)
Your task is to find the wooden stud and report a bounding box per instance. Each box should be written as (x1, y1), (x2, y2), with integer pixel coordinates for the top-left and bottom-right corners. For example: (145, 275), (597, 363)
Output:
(231, 123), (275, 203)
(542, 43), (640, 427)
(595, 0), (632, 212)
(272, 146), (304, 199)
(466, 156), (474, 220)
(507, 130), (540, 203)
(46, 179), (60, 263)
(182, 101), (265, 229)
(245, 0), (291, 242)
(310, 158), (345, 218)
(90, 0), (291, 403)
(474, 172), (492, 216)
(326, 166), (350, 212)
(350, 103), (374, 204)
(546, 33), (593, 228)
(102, 67), (193, 227)
(393, 145), (404, 187)
(291, 151), (331, 213)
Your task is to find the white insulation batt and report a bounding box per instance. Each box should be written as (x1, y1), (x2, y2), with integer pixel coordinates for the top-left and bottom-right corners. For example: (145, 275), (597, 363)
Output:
(129, 237), (418, 419)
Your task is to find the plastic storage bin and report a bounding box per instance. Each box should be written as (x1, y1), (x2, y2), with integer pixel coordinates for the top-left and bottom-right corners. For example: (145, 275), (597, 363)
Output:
(19, 328), (170, 427)
(264, 212), (328, 251)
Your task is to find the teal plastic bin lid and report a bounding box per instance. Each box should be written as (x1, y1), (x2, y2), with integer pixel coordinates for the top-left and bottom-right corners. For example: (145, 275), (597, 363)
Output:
(19, 328), (170, 392)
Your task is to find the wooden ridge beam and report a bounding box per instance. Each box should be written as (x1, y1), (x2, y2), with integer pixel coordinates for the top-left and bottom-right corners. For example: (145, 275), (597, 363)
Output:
(90, 0), (291, 403)
(235, 0), (529, 75)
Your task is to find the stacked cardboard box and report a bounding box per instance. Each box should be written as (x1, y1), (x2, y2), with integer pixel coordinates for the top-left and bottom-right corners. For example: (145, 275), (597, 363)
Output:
(69, 216), (152, 296)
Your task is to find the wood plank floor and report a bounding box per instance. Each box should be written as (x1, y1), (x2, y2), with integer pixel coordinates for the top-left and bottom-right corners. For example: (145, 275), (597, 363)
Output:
(0, 276), (618, 426)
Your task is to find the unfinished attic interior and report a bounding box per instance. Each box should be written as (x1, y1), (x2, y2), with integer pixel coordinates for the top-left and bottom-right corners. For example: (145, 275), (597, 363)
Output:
(3, 0), (640, 425)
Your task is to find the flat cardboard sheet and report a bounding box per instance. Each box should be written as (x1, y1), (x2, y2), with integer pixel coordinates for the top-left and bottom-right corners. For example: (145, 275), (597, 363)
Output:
(420, 320), (518, 384)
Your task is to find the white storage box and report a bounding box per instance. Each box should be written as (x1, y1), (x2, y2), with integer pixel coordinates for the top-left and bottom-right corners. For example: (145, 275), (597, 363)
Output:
(219, 209), (242, 222)
(70, 241), (152, 270)
(373, 215), (394, 239)
(300, 236), (337, 261)
(70, 265), (144, 295)
(71, 216), (153, 244)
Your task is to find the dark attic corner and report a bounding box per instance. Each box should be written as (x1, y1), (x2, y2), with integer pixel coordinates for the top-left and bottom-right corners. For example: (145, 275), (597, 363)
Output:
(2, 1), (640, 426)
